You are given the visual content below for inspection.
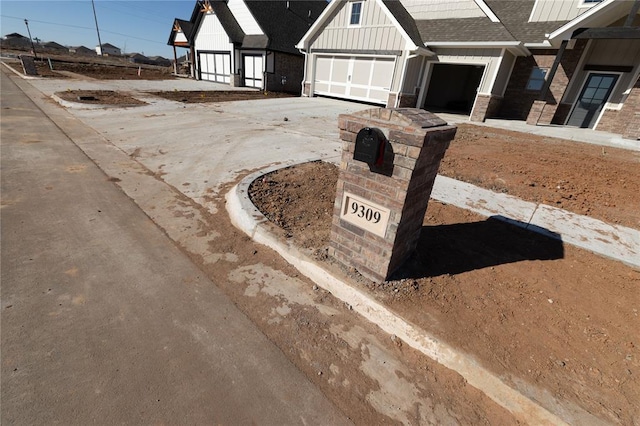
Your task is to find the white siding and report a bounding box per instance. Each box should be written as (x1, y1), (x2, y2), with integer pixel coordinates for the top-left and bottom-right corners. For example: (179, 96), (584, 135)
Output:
(399, 0), (485, 20)
(431, 48), (502, 93)
(493, 50), (516, 96)
(529, 0), (597, 22)
(194, 13), (234, 53)
(310, 0), (407, 51)
(228, 0), (263, 35)
(401, 55), (425, 93)
(175, 32), (188, 43)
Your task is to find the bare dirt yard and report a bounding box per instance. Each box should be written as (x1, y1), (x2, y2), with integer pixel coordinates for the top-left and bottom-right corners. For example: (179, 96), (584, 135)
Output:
(55, 90), (147, 106)
(248, 124), (640, 424)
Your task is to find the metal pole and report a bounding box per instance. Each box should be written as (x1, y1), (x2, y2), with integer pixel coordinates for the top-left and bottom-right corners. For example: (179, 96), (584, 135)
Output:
(24, 19), (38, 60)
(92, 0), (103, 56)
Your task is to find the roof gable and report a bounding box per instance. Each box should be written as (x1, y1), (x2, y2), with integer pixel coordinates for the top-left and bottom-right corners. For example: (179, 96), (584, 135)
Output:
(298, 0), (428, 53)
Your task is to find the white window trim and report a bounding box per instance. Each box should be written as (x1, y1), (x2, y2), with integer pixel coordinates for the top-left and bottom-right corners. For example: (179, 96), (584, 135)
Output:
(349, 1), (363, 27)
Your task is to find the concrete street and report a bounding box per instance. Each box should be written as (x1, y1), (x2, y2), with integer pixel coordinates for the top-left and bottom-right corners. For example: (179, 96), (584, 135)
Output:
(1, 67), (350, 425)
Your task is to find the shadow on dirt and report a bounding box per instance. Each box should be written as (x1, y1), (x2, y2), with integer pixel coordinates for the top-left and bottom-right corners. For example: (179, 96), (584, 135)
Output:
(393, 217), (564, 279)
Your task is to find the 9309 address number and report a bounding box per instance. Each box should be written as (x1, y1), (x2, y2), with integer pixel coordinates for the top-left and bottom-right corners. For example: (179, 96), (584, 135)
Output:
(349, 200), (381, 223)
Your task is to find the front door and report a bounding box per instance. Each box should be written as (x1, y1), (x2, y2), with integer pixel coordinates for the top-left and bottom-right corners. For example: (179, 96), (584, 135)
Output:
(243, 55), (263, 89)
(567, 73), (619, 128)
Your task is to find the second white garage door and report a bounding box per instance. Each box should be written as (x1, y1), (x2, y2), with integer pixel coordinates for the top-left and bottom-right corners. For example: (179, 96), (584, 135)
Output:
(313, 56), (395, 104)
(199, 52), (231, 83)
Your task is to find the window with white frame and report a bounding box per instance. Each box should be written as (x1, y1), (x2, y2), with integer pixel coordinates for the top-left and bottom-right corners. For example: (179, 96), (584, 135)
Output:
(526, 67), (548, 91)
(350, 2), (362, 25)
(580, 0), (603, 6)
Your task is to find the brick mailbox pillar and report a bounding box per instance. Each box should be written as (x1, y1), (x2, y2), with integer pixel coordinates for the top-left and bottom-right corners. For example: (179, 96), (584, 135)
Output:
(329, 108), (456, 282)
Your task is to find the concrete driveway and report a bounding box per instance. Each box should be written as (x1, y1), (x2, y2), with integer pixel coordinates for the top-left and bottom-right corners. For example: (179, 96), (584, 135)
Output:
(26, 76), (363, 213)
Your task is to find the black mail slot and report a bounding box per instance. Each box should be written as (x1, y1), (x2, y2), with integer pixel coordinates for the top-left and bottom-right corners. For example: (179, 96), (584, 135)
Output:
(354, 127), (385, 166)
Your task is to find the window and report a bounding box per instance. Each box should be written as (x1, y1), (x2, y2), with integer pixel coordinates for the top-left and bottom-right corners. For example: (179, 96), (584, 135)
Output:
(580, 0), (602, 6)
(526, 67), (548, 91)
(350, 2), (362, 25)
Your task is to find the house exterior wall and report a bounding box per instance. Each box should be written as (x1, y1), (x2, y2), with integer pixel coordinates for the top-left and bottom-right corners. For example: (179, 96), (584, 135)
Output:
(562, 39), (640, 106)
(194, 13), (235, 53)
(492, 50), (516, 96)
(310, 0), (407, 51)
(265, 52), (305, 94)
(399, 0), (484, 20)
(497, 39), (588, 121)
(596, 76), (640, 139)
(529, 0), (596, 22)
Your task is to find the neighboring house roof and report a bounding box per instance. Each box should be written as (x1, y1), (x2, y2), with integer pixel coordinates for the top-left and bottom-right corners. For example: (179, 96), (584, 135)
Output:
(168, 18), (196, 45)
(100, 43), (120, 50)
(4, 32), (27, 39)
(169, 0), (328, 55)
(43, 41), (66, 50)
(243, 1), (328, 54)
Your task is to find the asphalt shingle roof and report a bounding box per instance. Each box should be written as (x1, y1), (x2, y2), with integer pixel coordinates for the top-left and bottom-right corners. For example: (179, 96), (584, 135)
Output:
(485, 0), (570, 44)
(415, 16), (515, 42)
(244, 1), (328, 54)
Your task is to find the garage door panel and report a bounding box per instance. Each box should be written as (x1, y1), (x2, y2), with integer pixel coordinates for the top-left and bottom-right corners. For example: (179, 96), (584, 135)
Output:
(351, 58), (372, 85)
(371, 59), (394, 89)
(316, 57), (332, 81)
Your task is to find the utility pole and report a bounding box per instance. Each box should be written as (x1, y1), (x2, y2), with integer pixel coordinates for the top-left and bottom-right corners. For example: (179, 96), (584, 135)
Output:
(91, 0), (103, 56)
(24, 19), (38, 59)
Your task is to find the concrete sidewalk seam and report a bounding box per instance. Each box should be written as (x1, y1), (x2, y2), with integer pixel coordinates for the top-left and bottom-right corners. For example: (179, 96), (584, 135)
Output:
(225, 165), (612, 425)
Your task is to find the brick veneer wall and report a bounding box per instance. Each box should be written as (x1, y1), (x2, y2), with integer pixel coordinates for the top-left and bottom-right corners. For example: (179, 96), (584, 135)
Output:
(330, 108), (456, 282)
(471, 94), (503, 122)
(597, 76), (640, 140)
(498, 40), (588, 120)
(264, 52), (304, 94)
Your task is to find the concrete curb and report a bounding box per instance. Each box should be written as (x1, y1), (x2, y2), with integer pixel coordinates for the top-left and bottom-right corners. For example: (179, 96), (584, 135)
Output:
(226, 163), (609, 425)
(431, 176), (640, 269)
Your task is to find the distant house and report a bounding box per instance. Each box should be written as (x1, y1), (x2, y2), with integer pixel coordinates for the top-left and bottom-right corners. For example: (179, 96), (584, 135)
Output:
(69, 46), (96, 56)
(96, 43), (121, 56)
(2, 33), (31, 48)
(128, 53), (150, 64)
(297, 0), (640, 140)
(168, 0), (328, 93)
(42, 41), (67, 51)
(149, 56), (171, 67)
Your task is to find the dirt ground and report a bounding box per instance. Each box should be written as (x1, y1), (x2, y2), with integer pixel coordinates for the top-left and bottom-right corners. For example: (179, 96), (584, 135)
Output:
(46, 60), (173, 80)
(151, 90), (296, 103)
(249, 149), (640, 423)
(55, 90), (147, 106)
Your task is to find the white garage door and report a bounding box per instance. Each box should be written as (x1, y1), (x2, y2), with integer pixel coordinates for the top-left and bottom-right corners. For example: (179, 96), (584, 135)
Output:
(198, 52), (231, 83)
(243, 55), (263, 89)
(314, 56), (395, 104)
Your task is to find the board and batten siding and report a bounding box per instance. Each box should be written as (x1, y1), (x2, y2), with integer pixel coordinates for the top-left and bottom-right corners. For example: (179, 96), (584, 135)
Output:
(310, 0), (407, 51)
(399, 0), (485, 20)
(430, 48), (502, 93)
(563, 39), (640, 105)
(227, 0), (262, 34)
(194, 13), (234, 54)
(401, 55), (426, 94)
(529, 0), (594, 22)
